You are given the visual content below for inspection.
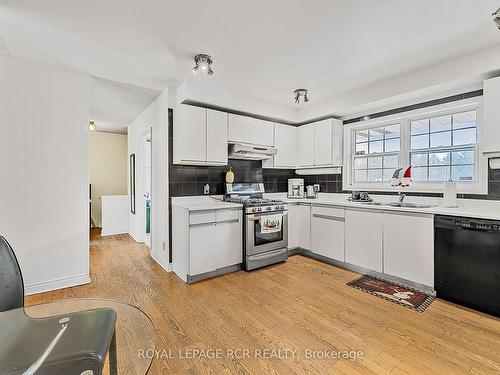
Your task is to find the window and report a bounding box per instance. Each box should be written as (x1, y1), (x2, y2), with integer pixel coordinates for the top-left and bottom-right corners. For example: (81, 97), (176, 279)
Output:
(410, 111), (476, 182)
(345, 101), (484, 193)
(354, 125), (400, 182)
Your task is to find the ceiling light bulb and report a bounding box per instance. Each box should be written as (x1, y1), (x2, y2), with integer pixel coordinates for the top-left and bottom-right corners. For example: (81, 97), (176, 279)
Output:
(193, 54), (214, 76)
(293, 89), (309, 104)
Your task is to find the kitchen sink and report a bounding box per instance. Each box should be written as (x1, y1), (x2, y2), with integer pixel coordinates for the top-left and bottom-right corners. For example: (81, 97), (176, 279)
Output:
(358, 201), (436, 209)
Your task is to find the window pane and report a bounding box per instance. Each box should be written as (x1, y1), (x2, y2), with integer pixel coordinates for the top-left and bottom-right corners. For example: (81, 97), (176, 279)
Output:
(368, 156), (382, 168)
(452, 165), (474, 182)
(369, 140), (383, 153)
(355, 142), (368, 155)
(429, 152), (450, 166)
(354, 157), (367, 169)
(383, 169), (395, 182)
(411, 119), (429, 135)
(453, 111), (476, 130)
(385, 125), (400, 139)
(385, 138), (400, 152)
(430, 115), (451, 133)
(383, 154), (399, 168)
(355, 170), (367, 182)
(411, 153), (428, 167)
(430, 131), (451, 148)
(452, 150), (474, 165)
(453, 128), (476, 146)
(412, 167), (428, 182)
(368, 169), (383, 181)
(411, 134), (429, 149)
(429, 166), (450, 182)
(369, 128), (384, 141)
(356, 131), (368, 143)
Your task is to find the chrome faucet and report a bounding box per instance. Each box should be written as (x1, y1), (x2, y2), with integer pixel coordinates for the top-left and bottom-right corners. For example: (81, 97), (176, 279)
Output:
(399, 192), (406, 202)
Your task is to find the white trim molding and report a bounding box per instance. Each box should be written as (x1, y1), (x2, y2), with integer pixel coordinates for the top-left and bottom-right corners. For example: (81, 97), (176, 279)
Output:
(343, 97), (487, 194)
(24, 274), (91, 296)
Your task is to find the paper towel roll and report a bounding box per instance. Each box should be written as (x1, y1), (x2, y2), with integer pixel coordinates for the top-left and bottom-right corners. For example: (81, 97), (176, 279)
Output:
(443, 181), (458, 208)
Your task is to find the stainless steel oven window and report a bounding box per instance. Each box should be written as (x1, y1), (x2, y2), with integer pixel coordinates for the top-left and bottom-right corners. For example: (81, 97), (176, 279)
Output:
(254, 219), (283, 246)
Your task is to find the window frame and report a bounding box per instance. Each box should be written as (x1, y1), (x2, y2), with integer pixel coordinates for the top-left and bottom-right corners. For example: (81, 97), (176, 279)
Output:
(342, 98), (487, 194)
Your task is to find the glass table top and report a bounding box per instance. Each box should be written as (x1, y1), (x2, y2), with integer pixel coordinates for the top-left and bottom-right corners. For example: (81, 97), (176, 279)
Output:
(7, 298), (155, 375)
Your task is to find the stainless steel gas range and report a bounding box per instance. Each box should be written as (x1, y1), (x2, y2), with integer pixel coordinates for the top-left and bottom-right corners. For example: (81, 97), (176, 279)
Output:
(225, 183), (288, 270)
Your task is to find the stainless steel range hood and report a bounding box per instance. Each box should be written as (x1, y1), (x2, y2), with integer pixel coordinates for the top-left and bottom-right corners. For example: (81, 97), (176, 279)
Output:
(228, 143), (277, 160)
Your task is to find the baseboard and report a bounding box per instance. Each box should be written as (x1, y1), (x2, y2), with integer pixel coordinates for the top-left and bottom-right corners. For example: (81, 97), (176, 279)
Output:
(101, 229), (128, 236)
(150, 252), (172, 272)
(290, 248), (435, 294)
(24, 274), (91, 296)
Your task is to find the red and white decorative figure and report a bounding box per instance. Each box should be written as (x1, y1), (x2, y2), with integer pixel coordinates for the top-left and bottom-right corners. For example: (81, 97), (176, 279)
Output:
(389, 166), (412, 187)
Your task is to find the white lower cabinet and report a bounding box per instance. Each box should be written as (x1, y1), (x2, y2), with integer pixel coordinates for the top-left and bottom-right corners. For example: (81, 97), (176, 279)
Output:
(310, 206), (345, 261)
(287, 204), (300, 249)
(383, 212), (434, 287)
(189, 223), (217, 275)
(287, 203), (310, 250)
(173, 207), (242, 283)
(344, 209), (384, 272)
(298, 204), (311, 250)
(215, 218), (242, 268)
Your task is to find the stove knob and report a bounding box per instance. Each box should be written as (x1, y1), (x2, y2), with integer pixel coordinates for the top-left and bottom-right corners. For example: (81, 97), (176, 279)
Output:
(267, 207), (271, 211)
(258, 207), (262, 212)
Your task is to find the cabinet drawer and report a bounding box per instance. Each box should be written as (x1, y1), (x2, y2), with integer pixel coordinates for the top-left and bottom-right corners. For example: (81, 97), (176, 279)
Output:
(311, 205), (344, 219)
(216, 209), (241, 222)
(189, 210), (216, 225)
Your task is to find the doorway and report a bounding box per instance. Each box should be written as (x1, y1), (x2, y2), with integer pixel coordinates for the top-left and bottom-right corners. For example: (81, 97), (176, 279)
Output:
(142, 130), (152, 248)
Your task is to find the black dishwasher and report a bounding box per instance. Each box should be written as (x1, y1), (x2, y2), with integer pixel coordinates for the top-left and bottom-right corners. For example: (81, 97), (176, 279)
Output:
(435, 215), (500, 317)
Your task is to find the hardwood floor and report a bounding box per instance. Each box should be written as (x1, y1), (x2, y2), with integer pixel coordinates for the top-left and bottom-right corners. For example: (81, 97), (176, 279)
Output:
(26, 230), (500, 374)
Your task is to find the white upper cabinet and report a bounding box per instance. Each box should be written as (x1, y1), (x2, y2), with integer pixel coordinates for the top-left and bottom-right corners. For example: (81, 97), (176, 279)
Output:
(298, 123), (315, 167)
(206, 109), (228, 164)
(314, 119), (333, 165)
(173, 104), (206, 164)
(273, 124), (298, 168)
(174, 104), (228, 166)
(482, 76), (500, 156)
(228, 114), (274, 146)
(296, 119), (343, 169)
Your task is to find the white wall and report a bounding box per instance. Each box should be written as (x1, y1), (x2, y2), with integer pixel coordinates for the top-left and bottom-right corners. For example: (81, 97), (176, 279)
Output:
(128, 89), (169, 270)
(0, 57), (90, 294)
(90, 131), (128, 227)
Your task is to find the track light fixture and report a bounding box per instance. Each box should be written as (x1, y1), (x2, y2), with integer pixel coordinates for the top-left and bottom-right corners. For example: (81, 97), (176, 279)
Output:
(192, 54), (214, 75)
(294, 89), (309, 104)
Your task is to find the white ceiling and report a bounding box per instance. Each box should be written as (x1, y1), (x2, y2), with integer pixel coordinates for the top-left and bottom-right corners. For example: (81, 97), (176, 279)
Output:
(90, 77), (160, 133)
(1, 0), (500, 119)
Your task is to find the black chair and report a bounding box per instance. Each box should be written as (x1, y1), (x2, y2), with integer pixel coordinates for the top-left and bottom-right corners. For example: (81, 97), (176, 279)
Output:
(0, 236), (118, 375)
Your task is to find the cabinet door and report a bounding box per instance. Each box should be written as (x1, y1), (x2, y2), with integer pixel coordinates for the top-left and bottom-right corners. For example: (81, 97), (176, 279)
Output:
(383, 212), (434, 286)
(311, 206), (344, 261)
(332, 119), (343, 166)
(298, 124), (315, 167)
(189, 223), (217, 275)
(287, 204), (300, 249)
(482, 76), (500, 155)
(298, 204), (311, 250)
(207, 109), (228, 164)
(345, 209), (383, 272)
(215, 219), (242, 268)
(314, 119), (333, 166)
(228, 114), (274, 146)
(174, 105), (207, 163)
(274, 124), (298, 168)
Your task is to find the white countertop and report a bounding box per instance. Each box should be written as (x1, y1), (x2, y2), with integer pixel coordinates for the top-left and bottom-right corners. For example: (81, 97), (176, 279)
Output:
(265, 192), (500, 221)
(172, 196), (242, 211)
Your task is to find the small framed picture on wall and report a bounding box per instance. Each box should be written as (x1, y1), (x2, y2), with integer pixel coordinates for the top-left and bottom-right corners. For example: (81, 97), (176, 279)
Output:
(130, 153), (136, 214)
